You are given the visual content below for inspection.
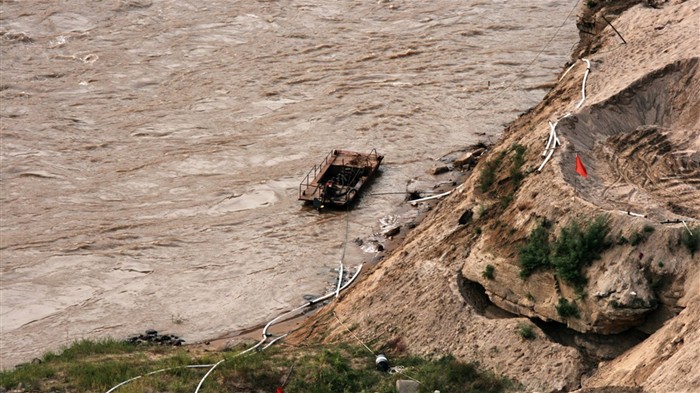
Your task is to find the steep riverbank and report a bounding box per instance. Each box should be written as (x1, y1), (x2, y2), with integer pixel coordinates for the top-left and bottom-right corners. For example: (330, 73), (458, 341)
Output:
(301, 1), (700, 391)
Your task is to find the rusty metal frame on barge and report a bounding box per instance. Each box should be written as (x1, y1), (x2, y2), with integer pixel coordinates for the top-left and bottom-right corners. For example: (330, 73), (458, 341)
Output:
(299, 149), (383, 210)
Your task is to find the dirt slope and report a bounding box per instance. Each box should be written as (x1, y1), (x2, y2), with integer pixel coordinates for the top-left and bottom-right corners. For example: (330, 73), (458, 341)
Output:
(298, 1), (700, 392)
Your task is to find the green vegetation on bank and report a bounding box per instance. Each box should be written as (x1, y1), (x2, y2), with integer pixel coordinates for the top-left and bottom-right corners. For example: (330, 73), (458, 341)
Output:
(552, 215), (611, 290)
(629, 224), (655, 246)
(518, 219), (552, 278)
(1, 339), (514, 393)
(483, 264), (496, 280)
(479, 144), (528, 209)
(681, 224), (700, 257)
(555, 298), (581, 319)
(516, 322), (536, 341)
(518, 215), (611, 292)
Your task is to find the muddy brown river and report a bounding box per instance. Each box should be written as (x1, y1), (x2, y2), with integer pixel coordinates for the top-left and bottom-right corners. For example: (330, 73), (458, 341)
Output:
(0, 0), (577, 368)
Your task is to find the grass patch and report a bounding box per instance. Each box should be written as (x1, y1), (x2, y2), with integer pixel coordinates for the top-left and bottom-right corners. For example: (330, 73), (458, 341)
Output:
(516, 323), (536, 341)
(0, 340), (513, 393)
(479, 150), (507, 193)
(405, 355), (511, 393)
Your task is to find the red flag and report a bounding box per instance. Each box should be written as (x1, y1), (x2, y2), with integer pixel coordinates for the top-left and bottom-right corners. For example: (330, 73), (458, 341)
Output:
(575, 154), (588, 178)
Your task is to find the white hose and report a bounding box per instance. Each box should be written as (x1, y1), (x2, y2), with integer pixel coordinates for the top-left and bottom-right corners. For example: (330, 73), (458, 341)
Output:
(559, 61), (577, 81)
(336, 260), (344, 298)
(576, 58), (591, 109)
(537, 140), (558, 172)
(409, 190), (453, 205)
(263, 333), (289, 350)
(537, 120), (561, 172)
(622, 210), (647, 218)
(193, 263), (364, 392)
(110, 263), (364, 393)
(194, 359), (226, 393)
(682, 220), (693, 236)
(105, 364), (214, 393)
(542, 121), (556, 156)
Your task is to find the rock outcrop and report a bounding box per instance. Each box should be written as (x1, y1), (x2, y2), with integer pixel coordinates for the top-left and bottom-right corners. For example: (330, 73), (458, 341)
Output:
(298, 1), (700, 392)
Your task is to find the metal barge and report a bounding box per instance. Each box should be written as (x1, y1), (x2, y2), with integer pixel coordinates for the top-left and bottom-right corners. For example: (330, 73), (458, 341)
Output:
(299, 149), (383, 210)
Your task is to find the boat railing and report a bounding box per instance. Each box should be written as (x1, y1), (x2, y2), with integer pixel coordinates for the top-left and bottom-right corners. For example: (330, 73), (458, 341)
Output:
(299, 150), (336, 197)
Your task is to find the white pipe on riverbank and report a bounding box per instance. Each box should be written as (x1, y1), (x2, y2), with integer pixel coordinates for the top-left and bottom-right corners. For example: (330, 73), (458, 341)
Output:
(105, 364), (215, 393)
(336, 260), (344, 298)
(193, 263), (363, 393)
(107, 263), (363, 393)
(409, 190), (453, 205)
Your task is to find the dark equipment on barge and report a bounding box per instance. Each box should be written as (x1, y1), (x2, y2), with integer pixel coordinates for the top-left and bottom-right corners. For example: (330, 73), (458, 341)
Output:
(299, 149), (383, 210)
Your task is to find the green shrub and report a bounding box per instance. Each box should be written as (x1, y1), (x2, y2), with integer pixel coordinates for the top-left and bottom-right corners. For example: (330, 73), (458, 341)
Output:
(681, 225), (700, 257)
(551, 215), (611, 290)
(556, 298), (580, 318)
(518, 220), (552, 278)
(509, 144), (526, 189)
(483, 264), (495, 280)
(479, 151), (506, 193)
(516, 322), (536, 340)
(500, 193), (514, 208)
(630, 225), (655, 246)
(479, 146), (527, 207)
(616, 234), (629, 245)
(629, 231), (644, 246)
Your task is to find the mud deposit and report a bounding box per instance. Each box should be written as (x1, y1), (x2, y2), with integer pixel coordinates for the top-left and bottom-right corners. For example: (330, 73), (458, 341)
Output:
(0, 0), (577, 367)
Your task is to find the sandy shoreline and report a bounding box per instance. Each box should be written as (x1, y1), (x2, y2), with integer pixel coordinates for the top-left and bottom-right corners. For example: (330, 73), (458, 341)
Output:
(196, 153), (478, 353)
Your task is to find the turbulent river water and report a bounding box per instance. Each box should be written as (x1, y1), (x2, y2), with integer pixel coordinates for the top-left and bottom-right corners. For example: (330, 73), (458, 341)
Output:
(0, 0), (578, 368)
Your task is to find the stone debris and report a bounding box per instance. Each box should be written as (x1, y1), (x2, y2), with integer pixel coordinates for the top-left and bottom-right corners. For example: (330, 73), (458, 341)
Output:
(126, 329), (185, 346)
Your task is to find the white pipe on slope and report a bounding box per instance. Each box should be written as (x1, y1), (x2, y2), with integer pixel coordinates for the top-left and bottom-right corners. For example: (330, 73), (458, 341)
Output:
(559, 61), (578, 81)
(576, 58), (591, 109)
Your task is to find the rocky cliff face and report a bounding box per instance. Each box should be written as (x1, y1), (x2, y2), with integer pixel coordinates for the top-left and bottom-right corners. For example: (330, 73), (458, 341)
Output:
(299, 1), (700, 391)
